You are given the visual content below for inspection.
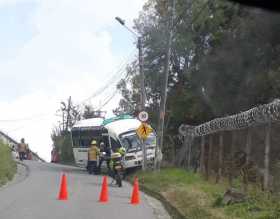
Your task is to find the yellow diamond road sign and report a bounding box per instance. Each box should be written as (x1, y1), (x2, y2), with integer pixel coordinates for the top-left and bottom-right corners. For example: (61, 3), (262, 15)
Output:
(136, 123), (153, 140)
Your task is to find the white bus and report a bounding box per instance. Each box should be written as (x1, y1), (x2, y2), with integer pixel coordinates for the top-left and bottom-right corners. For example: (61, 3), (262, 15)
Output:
(71, 118), (104, 167)
(70, 116), (156, 169)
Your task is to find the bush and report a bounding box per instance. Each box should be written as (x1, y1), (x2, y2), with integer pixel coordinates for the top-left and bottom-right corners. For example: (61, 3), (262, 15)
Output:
(0, 141), (17, 185)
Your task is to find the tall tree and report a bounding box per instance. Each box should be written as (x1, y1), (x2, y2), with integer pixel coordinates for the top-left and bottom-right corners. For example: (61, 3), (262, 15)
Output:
(116, 0), (280, 163)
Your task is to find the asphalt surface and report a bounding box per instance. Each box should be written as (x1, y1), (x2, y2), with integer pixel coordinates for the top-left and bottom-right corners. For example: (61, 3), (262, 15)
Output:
(0, 161), (158, 219)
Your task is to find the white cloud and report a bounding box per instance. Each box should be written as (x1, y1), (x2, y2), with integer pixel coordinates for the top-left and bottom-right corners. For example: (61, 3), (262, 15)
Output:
(0, 0), (145, 161)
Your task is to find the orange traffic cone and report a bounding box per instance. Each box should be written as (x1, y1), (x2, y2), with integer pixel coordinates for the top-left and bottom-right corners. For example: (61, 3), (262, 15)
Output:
(130, 176), (140, 205)
(58, 173), (68, 200)
(99, 176), (109, 203)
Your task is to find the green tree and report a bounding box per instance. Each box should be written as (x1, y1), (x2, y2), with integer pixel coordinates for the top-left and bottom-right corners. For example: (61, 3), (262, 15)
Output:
(116, 0), (280, 163)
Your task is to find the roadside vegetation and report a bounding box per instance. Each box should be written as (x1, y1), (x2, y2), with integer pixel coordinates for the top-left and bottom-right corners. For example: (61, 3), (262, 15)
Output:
(0, 141), (17, 186)
(132, 168), (280, 219)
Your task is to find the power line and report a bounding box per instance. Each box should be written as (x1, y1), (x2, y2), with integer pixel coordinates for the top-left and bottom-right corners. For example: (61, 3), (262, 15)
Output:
(80, 49), (137, 104)
(97, 91), (119, 111)
(97, 71), (131, 111)
(5, 126), (25, 133)
(0, 113), (51, 123)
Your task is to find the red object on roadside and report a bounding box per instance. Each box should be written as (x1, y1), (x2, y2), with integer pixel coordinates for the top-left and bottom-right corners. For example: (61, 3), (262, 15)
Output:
(58, 173), (68, 200)
(51, 149), (59, 163)
(99, 176), (109, 203)
(27, 151), (33, 160)
(130, 176), (140, 205)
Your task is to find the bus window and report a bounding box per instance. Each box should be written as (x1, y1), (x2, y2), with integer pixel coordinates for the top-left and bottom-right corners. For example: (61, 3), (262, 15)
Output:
(79, 138), (91, 148)
(71, 130), (80, 148)
(72, 138), (79, 147)
(110, 137), (121, 152)
(77, 129), (103, 148)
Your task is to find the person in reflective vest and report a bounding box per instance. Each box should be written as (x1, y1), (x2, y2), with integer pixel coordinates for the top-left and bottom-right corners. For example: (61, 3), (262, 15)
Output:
(87, 140), (100, 174)
(117, 146), (126, 157)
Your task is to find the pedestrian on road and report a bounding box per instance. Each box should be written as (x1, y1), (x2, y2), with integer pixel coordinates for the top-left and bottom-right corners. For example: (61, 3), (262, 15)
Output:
(87, 140), (100, 175)
(17, 138), (27, 161)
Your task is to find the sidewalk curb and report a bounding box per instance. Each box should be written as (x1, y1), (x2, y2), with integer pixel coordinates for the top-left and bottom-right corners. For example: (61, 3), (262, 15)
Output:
(127, 176), (185, 219)
(139, 185), (186, 219)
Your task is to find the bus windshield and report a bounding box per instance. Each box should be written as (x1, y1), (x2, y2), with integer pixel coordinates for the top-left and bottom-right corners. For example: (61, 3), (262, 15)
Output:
(119, 132), (142, 152)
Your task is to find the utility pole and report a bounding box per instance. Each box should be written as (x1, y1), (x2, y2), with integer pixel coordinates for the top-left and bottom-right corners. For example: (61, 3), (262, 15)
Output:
(60, 102), (66, 132)
(115, 17), (147, 171)
(65, 96), (71, 132)
(155, 0), (176, 170)
(138, 37), (146, 111)
(138, 37), (147, 171)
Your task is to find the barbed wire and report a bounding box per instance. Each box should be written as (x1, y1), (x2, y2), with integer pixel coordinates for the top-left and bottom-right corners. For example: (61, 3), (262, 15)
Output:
(179, 99), (280, 137)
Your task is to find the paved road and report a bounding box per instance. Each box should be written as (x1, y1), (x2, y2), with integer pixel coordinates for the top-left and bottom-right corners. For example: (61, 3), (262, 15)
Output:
(0, 161), (157, 219)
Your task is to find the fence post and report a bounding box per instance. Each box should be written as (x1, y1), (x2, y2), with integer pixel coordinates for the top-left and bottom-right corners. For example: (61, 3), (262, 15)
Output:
(206, 135), (213, 180)
(246, 129), (252, 164)
(187, 136), (193, 170)
(200, 135), (206, 174)
(264, 122), (271, 191)
(183, 136), (188, 168)
(216, 132), (224, 183)
(240, 129), (252, 192)
(229, 131), (236, 187)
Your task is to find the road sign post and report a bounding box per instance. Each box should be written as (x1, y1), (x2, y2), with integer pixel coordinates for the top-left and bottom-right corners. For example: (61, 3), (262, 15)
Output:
(136, 119), (153, 171)
(138, 111), (149, 122)
(141, 138), (146, 171)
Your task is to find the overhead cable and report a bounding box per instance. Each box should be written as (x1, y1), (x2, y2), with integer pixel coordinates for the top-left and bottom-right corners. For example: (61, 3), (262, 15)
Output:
(80, 49), (137, 104)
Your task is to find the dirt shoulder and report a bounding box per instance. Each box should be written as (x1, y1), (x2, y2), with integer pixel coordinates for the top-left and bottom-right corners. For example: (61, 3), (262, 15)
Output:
(130, 168), (280, 219)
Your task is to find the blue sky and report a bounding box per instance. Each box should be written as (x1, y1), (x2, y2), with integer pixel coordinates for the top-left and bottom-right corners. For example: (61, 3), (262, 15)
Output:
(0, 0), (144, 161)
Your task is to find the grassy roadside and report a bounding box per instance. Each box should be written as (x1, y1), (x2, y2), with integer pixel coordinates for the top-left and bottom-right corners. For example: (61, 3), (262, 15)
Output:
(130, 168), (280, 219)
(0, 141), (17, 186)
